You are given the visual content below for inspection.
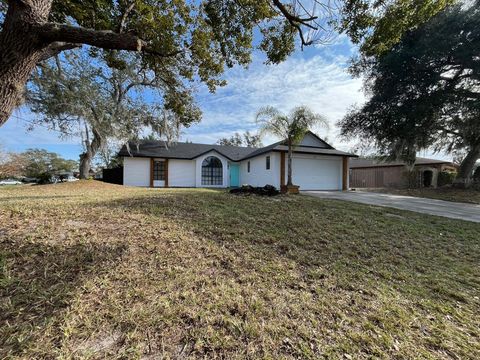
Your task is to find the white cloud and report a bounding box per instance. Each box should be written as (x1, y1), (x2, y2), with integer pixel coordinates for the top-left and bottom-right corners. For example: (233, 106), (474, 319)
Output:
(183, 52), (365, 151)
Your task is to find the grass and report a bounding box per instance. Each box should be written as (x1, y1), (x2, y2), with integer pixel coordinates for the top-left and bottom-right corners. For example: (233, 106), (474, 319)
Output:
(1, 181), (479, 359)
(366, 187), (480, 205)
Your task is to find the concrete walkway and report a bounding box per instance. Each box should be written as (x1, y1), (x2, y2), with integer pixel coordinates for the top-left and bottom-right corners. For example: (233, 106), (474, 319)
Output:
(305, 191), (480, 223)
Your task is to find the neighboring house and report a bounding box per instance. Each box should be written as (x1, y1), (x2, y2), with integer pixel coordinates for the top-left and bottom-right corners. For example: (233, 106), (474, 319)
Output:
(118, 132), (357, 191)
(349, 157), (457, 188)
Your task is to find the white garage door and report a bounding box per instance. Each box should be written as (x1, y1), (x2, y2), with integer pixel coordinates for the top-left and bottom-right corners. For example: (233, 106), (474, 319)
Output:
(291, 155), (342, 190)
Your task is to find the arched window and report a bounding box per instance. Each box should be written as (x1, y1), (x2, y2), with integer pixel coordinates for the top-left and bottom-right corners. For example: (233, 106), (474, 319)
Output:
(202, 156), (223, 185)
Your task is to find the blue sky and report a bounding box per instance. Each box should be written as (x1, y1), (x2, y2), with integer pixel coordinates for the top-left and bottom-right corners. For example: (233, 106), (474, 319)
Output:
(0, 33), (450, 161)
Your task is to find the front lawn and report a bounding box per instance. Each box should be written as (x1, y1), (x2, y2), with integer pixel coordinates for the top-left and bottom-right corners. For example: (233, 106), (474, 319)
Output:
(1, 181), (479, 359)
(367, 187), (480, 204)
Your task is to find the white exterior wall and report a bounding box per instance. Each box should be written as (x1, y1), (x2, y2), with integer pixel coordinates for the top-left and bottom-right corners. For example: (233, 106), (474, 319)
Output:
(169, 159), (196, 187)
(123, 151), (346, 190)
(239, 151), (280, 188)
(344, 157), (349, 190)
(287, 154), (343, 190)
(123, 157), (150, 187)
(195, 151), (230, 188)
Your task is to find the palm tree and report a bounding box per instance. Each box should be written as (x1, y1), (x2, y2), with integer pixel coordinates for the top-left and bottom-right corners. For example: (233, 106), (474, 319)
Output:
(256, 105), (328, 190)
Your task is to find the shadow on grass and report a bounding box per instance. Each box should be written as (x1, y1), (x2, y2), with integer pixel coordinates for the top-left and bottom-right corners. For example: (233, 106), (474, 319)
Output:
(102, 191), (480, 306)
(0, 238), (126, 357)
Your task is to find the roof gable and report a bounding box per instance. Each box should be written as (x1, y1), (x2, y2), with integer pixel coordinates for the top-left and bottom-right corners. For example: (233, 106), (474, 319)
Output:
(299, 131), (333, 149)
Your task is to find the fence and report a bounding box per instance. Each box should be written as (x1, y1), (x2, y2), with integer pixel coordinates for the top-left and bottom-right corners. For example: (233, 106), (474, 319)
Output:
(102, 167), (123, 185)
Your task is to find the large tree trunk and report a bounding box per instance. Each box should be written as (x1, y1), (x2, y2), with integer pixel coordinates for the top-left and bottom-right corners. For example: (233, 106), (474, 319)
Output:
(79, 152), (92, 180)
(79, 127), (103, 179)
(454, 144), (480, 188)
(0, 0), (54, 125)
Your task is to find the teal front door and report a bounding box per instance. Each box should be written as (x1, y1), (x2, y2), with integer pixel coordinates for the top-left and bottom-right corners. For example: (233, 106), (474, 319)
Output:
(230, 164), (240, 187)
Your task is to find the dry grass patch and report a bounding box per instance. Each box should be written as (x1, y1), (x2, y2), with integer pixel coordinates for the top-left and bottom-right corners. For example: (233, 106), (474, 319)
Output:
(1, 181), (479, 359)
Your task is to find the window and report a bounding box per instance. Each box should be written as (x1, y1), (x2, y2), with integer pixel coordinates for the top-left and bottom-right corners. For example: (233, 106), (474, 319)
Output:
(247, 161), (250, 173)
(153, 160), (165, 181)
(266, 156), (270, 170)
(202, 156), (223, 185)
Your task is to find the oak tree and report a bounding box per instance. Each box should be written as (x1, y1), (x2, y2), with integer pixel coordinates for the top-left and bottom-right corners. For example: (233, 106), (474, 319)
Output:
(0, 0), (337, 126)
(340, 2), (480, 185)
(28, 50), (193, 178)
(339, 0), (454, 75)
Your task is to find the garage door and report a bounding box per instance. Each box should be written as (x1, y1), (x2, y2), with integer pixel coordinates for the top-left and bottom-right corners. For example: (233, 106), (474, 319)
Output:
(291, 155), (342, 190)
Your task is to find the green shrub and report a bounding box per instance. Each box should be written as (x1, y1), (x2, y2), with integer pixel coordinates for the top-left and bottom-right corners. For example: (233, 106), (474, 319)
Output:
(37, 172), (53, 184)
(438, 170), (456, 187)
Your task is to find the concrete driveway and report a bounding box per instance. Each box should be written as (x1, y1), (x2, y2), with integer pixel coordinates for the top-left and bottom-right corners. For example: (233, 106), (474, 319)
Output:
(305, 191), (480, 223)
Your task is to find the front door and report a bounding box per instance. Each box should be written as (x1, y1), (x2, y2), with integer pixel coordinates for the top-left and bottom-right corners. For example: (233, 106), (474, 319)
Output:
(230, 164), (240, 187)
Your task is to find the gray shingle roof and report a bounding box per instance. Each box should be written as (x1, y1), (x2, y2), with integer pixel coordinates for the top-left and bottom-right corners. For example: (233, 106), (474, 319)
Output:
(350, 157), (454, 169)
(118, 141), (257, 161)
(118, 132), (357, 161)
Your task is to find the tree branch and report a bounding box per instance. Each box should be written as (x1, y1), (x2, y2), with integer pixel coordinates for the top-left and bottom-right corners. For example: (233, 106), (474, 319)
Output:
(271, 0), (318, 29)
(38, 41), (81, 62)
(118, 1), (136, 34)
(271, 0), (317, 47)
(35, 23), (182, 57)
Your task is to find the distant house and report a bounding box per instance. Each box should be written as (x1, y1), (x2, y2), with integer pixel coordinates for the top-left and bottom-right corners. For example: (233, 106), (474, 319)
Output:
(349, 157), (457, 188)
(118, 131), (357, 191)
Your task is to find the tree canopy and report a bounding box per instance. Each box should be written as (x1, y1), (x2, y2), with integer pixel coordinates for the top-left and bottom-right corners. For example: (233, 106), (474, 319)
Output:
(27, 50), (194, 178)
(1, 148), (78, 181)
(339, 0), (455, 75)
(340, 2), (480, 183)
(0, 0), (338, 126)
(217, 131), (263, 148)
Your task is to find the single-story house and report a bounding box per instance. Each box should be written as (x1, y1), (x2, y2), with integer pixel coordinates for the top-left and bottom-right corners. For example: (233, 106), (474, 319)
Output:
(349, 157), (457, 188)
(118, 131), (357, 191)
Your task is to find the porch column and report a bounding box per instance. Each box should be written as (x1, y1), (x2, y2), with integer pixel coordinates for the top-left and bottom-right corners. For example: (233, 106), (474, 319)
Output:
(342, 156), (349, 191)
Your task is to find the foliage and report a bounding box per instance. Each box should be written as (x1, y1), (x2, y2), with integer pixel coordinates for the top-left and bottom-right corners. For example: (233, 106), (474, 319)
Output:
(0, 149), (26, 179)
(256, 106), (327, 146)
(229, 184), (279, 196)
(0, 0), (339, 126)
(1, 182), (479, 358)
(340, 2), (480, 174)
(339, 0), (454, 75)
(94, 140), (124, 169)
(438, 171), (457, 187)
(256, 105), (327, 186)
(217, 131), (263, 148)
(28, 50), (193, 178)
(21, 148), (77, 180)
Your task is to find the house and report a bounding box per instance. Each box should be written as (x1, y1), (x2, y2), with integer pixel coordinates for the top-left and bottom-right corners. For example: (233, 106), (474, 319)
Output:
(349, 157), (457, 188)
(118, 132), (357, 191)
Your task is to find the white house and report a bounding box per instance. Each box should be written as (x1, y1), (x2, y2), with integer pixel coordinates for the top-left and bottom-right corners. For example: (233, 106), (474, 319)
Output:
(119, 132), (357, 191)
